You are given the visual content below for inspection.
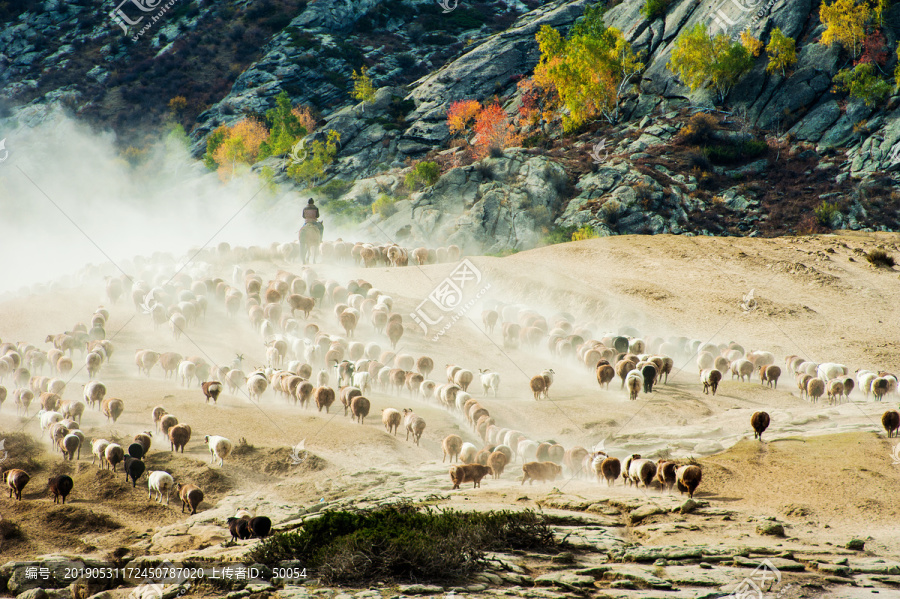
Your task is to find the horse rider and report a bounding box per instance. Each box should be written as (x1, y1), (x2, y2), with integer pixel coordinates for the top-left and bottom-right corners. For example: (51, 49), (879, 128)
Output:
(301, 198), (323, 237)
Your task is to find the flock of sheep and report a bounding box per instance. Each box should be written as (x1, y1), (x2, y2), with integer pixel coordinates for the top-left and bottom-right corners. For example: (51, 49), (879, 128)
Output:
(0, 238), (898, 536)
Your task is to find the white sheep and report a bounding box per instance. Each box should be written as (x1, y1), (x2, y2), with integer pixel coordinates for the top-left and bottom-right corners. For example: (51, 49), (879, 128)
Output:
(352, 371), (370, 393)
(40, 410), (63, 436)
(316, 369), (329, 387)
(517, 438), (539, 463)
(205, 435), (233, 467)
(178, 360), (197, 387)
(247, 373), (268, 401)
(817, 362), (848, 381)
(91, 438), (110, 467)
(459, 442), (478, 463)
(479, 369), (500, 397)
(148, 471), (175, 504)
(858, 371), (877, 399)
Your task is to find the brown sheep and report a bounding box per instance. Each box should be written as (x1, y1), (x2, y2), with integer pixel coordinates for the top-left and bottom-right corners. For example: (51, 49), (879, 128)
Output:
(596, 364), (615, 389)
(826, 379), (844, 404)
(202, 381), (222, 404)
(449, 463), (492, 489)
(442, 435), (463, 463)
(529, 375), (547, 400)
(806, 377), (825, 403)
(350, 396), (370, 424)
(295, 380), (314, 407)
(676, 465), (702, 498)
(152, 406), (167, 431)
(562, 446), (589, 477)
(751, 411), (770, 440)
(482, 310), (499, 334)
(169, 424), (192, 453)
(159, 414), (179, 437)
(177, 483), (204, 515)
(386, 321), (404, 349)
(288, 294), (315, 318)
(488, 450), (509, 478)
(48, 474), (73, 504)
(340, 311), (359, 338)
(340, 386), (362, 416)
(315, 387), (336, 412)
(882, 410), (900, 438)
(402, 408), (426, 445)
(134, 432), (152, 456)
(416, 356), (434, 377)
(454, 369), (474, 392)
(40, 392), (61, 412)
(655, 460), (678, 492)
(760, 365), (781, 388)
(382, 408), (401, 435)
(60, 400), (85, 424)
(5, 469), (29, 500)
(598, 455), (621, 486)
(616, 359), (636, 388)
(521, 461), (562, 485)
(101, 397), (124, 423)
(701, 369), (722, 395)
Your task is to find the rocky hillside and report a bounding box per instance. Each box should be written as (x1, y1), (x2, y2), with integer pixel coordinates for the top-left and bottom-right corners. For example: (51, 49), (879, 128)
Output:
(1, 0), (899, 252)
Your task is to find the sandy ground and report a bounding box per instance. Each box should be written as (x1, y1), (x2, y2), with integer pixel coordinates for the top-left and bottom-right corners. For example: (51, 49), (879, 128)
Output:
(1, 231), (899, 573)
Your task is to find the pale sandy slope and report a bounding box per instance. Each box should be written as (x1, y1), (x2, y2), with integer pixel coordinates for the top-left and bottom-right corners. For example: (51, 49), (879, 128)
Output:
(0, 231), (898, 561)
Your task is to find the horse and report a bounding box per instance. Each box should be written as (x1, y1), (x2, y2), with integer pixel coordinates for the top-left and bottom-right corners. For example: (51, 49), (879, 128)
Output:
(299, 223), (322, 264)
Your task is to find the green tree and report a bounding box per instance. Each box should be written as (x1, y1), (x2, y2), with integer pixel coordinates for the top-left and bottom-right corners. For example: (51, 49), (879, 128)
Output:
(819, 0), (871, 58)
(833, 62), (891, 106)
(667, 23), (755, 103)
(640, 0), (669, 20)
(765, 28), (798, 77)
(533, 5), (644, 129)
(405, 161), (441, 190)
(258, 91), (308, 160)
(203, 126), (227, 170)
(351, 66), (377, 104)
(287, 130), (341, 187)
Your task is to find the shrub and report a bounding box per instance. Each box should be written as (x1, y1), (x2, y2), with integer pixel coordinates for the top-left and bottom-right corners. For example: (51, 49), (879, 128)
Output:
(372, 194), (399, 218)
(542, 225), (577, 245)
(313, 178), (354, 200)
(245, 504), (558, 584)
(640, 0), (669, 20)
(351, 66), (377, 104)
(447, 100), (482, 136)
(211, 118), (269, 180)
(814, 200), (840, 227)
(667, 23), (754, 102)
(572, 225), (600, 241)
(258, 91), (309, 160)
(287, 129), (341, 187)
(405, 161), (441, 190)
(676, 112), (719, 145)
(865, 248), (895, 267)
(832, 62), (891, 106)
(766, 27), (797, 77)
(473, 104), (519, 158)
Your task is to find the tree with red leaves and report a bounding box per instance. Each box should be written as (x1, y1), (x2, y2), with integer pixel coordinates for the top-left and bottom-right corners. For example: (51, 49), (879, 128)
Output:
(855, 29), (888, 65)
(474, 104), (520, 158)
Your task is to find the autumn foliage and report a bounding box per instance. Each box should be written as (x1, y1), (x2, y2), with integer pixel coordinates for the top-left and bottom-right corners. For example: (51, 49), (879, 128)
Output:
(211, 118), (268, 180)
(445, 101), (520, 158)
(447, 100), (482, 135)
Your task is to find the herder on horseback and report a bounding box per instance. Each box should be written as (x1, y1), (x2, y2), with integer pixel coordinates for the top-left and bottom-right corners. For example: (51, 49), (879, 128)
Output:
(298, 198), (323, 264)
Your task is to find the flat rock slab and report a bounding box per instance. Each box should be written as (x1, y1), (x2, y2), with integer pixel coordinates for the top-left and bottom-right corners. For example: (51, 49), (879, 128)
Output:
(397, 584), (443, 594)
(623, 546), (705, 562)
(733, 556), (806, 572)
(533, 572), (596, 589)
(602, 566), (674, 589)
(816, 563), (852, 577)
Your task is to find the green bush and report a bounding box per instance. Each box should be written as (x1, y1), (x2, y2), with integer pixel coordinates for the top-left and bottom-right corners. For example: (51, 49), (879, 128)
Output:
(815, 200), (840, 228)
(542, 225), (577, 245)
(640, 0), (669, 20)
(313, 178), (354, 200)
(833, 63), (891, 107)
(703, 140), (768, 164)
(245, 504), (558, 584)
(372, 194), (399, 218)
(405, 161), (441, 190)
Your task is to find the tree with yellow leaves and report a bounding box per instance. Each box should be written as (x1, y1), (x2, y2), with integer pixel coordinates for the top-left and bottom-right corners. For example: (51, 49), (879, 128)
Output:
(766, 28), (798, 77)
(351, 66), (377, 104)
(667, 23), (754, 103)
(532, 5), (643, 130)
(819, 0), (871, 58)
(211, 118), (268, 180)
(740, 30), (764, 57)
